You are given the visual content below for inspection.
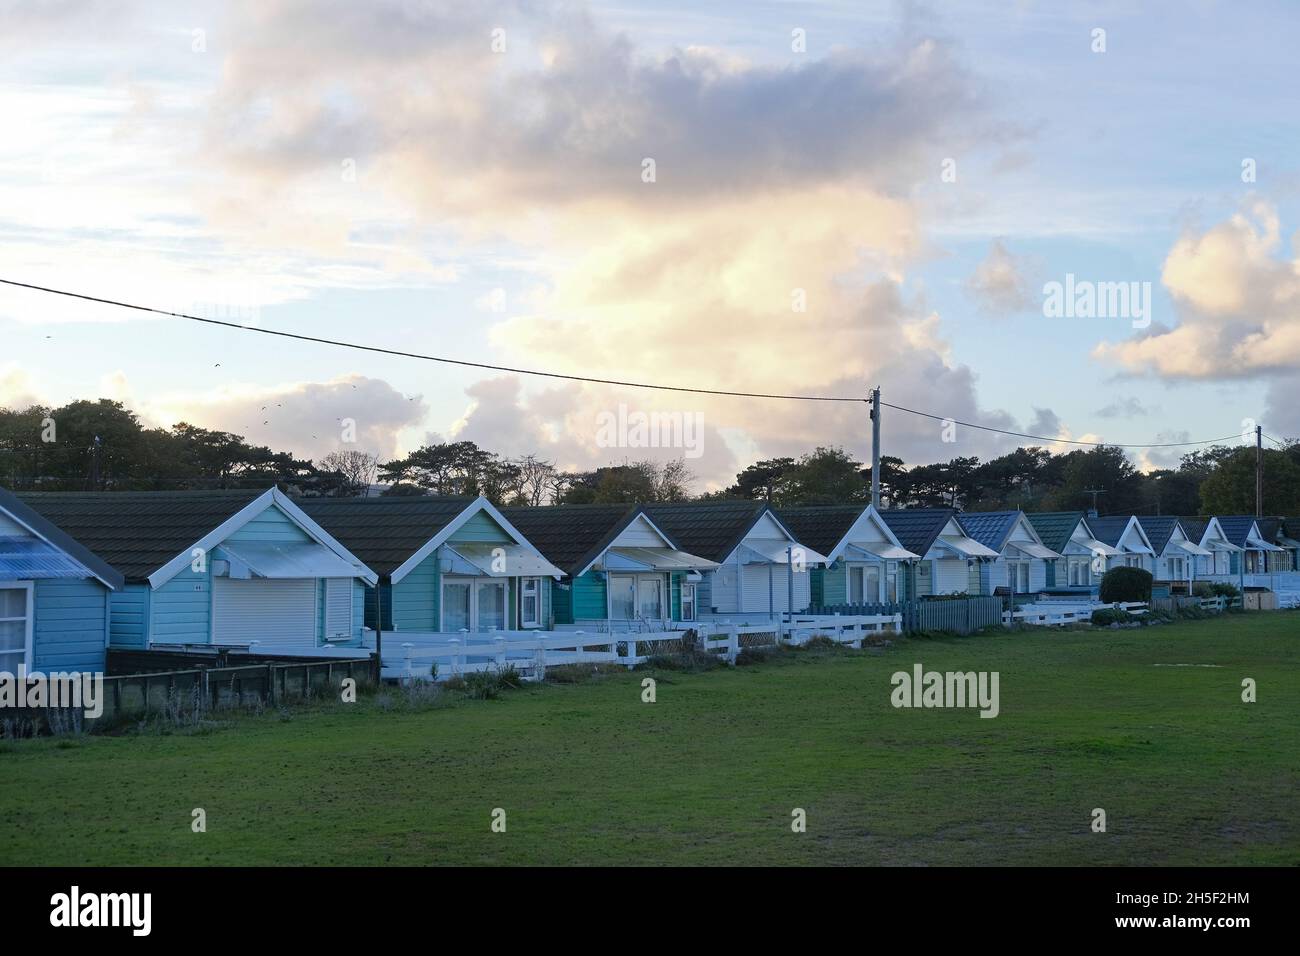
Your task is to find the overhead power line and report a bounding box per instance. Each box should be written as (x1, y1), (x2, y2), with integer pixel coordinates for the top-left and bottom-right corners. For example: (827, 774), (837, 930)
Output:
(0, 276), (1256, 450)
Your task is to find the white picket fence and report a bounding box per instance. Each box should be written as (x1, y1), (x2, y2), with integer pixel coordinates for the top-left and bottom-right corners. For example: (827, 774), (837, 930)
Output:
(363, 613), (901, 683)
(1003, 595), (1241, 627)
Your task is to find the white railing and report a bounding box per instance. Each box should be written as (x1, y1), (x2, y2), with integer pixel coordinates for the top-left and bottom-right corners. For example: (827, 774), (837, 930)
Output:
(365, 613), (902, 683)
(1003, 595), (1243, 627)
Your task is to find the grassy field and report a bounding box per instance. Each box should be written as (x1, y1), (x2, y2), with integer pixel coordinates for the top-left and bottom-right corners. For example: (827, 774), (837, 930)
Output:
(2, 613), (1298, 866)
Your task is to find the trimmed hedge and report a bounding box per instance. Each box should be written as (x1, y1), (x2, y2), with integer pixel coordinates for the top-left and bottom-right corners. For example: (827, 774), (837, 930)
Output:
(1099, 566), (1153, 603)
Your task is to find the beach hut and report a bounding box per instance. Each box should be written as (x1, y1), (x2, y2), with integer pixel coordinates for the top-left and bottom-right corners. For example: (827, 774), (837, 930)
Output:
(1177, 516), (1240, 578)
(1135, 516), (1210, 588)
(956, 510), (1060, 596)
(645, 500), (828, 619)
(1025, 511), (1118, 590)
(778, 503), (917, 606)
(501, 504), (718, 628)
(1083, 515), (1156, 574)
(0, 487), (123, 673)
(880, 508), (999, 597)
(1215, 516), (1289, 575)
(18, 489), (375, 652)
(301, 495), (563, 633)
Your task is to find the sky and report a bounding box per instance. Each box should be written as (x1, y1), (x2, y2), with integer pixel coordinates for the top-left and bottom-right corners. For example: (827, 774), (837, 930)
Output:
(2, 0), (1298, 490)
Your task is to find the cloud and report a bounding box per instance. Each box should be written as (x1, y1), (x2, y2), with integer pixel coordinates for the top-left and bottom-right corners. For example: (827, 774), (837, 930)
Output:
(145, 373), (427, 461)
(965, 239), (1038, 315)
(1094, 202), (1300, 378)
(445, 375), (739, 488)
(1094, 396), (1150, 419)
(0, 363), (41, 410)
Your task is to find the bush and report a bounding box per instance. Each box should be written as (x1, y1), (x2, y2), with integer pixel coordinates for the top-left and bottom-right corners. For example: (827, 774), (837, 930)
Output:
(1099, 566), (1153, 603)
(462, 671), (500, 700)
(1090, 607), (1130, 626)
(735, 645), (778, 666)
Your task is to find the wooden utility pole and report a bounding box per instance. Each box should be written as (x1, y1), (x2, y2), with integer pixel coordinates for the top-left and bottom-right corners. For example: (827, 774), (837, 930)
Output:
(869, 386), (881, 510)
(1255, 424), (1263, 518)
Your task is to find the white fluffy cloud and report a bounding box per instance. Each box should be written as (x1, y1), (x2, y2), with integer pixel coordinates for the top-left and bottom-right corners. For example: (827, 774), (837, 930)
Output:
(1095, 202), (1300, 378)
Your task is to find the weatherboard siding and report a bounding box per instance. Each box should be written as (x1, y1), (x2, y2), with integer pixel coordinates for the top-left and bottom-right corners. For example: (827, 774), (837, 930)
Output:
(108, 583), (150, 648)
(821, 563), (848, 605)
(450, 512), (513, 544)
(31, 578), (110, 672)
(391, 551), (439, 631)
(150, 564), (212, 644)
(227, 505), (312, 543)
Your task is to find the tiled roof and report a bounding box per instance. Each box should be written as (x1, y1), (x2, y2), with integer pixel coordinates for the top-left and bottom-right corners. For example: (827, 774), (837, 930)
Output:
(1025, 512), (1086, 553)
(880, 508), (956, 557)
(776, 505), (867, 557)
(300, 496), (477, 576)
(645, 500), (771, 563)
(1254, 516), (1281, 542)
(500, 504), (646, 576)
(1216, 515), (1263, 547)
(955, 511), (1021, 552)
(16, 489), (267, 582)
(1135, 515), (1180, 554)
(0, 487), (124, 589)
(1178, 516), (1211, 544)
(1085, 515), (1133, 548)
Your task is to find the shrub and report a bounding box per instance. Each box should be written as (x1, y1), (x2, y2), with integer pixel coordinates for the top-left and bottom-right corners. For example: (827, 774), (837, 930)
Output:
(735, 645), (778, 666)
(801, 635), (843, 651)
(462, 671), (500, 700)
(1090, 607), (1130, 626)
(495, 664), (524, 690)
(1099, 566), (1153, 603)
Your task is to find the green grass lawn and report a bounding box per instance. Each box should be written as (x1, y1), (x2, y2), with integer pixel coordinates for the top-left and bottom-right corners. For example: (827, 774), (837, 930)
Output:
(2, 613), (1298, 866)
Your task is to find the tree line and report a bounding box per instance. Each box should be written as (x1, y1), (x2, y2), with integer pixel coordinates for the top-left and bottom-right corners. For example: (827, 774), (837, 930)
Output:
(2, 398), (1296, 516)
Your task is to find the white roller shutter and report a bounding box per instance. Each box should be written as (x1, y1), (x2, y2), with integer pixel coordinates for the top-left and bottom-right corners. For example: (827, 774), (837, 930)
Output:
(324, 578), (353, 640)
(740, 564), (796, 614)
(213, 578), (317, 646)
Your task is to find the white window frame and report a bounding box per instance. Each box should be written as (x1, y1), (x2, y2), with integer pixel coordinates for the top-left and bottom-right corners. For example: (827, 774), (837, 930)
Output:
(680, 582), (696, 622)
(519, 576), (542, 628)
(608, 573), (668, 622)
(440, 576), (508, 632)
(848, 565), (865, 604)
(0, 581), (35, 674)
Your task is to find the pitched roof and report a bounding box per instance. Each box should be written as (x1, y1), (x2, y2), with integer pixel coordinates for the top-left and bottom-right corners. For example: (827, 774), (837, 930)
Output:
(1025, 511), (1086, 553)
(0, 487), (124, 589)
(1283, 518), (1300, 541)
(1255, 516), (1281, 542)
(16, 489), (266, 582)
(501, 504), (649, 576)
(299, 496), (477, 577)
(776, 505), (866, 558)
(1178, 516), (1211, 544)
(1216, 515), (1264, 547)
(1086, 515), (1141, 547)
(880, 508), (956, 557)
(644, 500), (774, 564)
(1135, 515), (1180, 554)
(955, 511), (1022, 552)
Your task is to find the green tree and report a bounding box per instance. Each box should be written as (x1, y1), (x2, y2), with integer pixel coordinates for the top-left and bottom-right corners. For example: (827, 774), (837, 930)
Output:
(1198, 447), (1300, 514)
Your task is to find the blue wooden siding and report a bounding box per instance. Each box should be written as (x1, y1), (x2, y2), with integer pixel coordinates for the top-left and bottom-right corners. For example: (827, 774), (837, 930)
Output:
(227, 505), (312, 543)
(450, 512), (513, 544)
(149, 563), (211, 644)
(32, 578), (110, 672)
(670, 572), (682, 620)
(391, 551), (439, 630)
(109, 583), (149, 648)
(352, 580), (366, 637)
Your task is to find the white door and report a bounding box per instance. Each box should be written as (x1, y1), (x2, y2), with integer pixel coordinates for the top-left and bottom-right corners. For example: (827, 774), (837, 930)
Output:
(214, 578), (317, 646)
